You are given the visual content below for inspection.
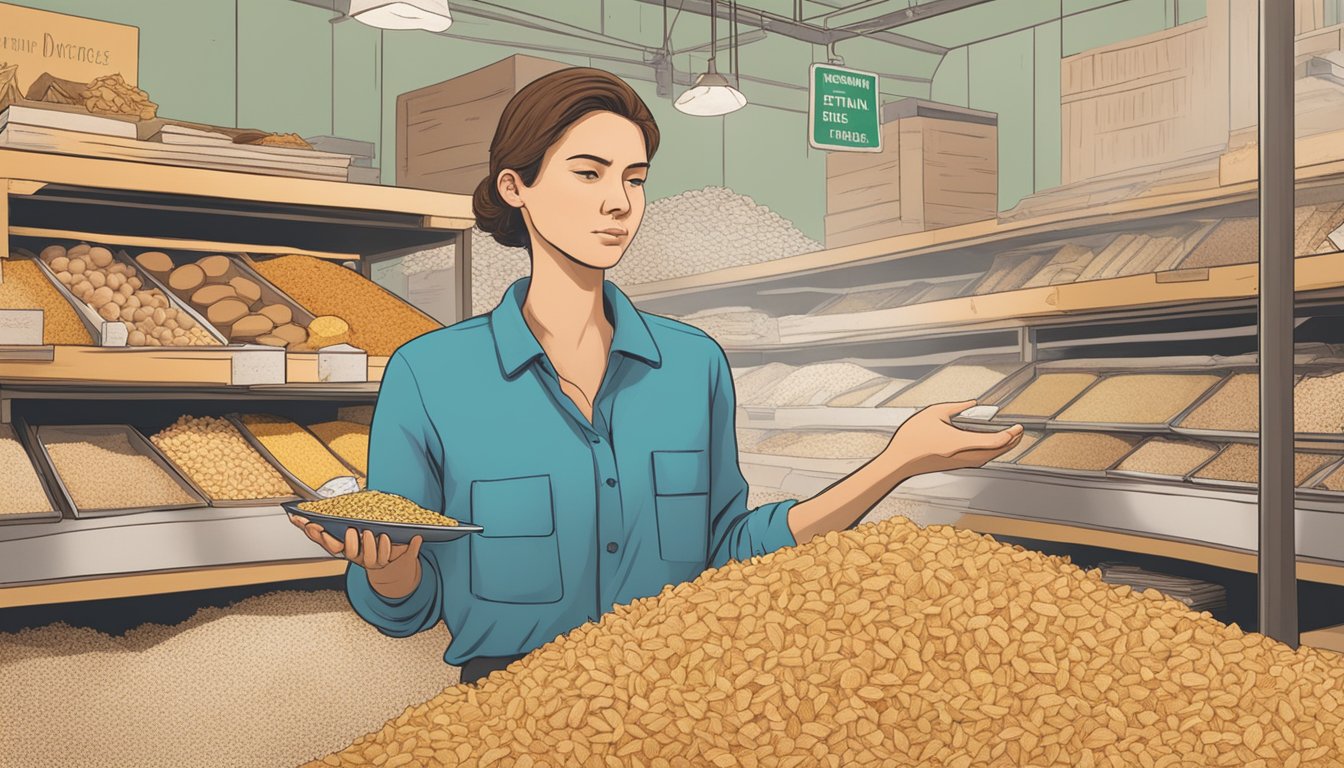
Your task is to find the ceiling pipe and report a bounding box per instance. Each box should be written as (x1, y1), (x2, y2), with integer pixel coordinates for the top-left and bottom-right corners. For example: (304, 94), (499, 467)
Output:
(627, 0), (949, 55)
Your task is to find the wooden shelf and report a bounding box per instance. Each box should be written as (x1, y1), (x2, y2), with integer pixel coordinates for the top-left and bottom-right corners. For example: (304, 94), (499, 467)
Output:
(627, 161), (1344, 319)
(713, 251), (1344, 352)
(10, 225), (359, 262)
(0, 346), (388, 391)
(3, 151), (474, 261)
(1, 150), (471, 220)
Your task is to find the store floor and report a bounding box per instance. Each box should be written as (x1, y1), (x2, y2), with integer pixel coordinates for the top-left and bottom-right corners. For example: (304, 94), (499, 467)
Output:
(0, 588), (456, 768)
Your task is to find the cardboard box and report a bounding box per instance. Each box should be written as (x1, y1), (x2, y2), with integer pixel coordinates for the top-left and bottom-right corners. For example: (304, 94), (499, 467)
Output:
(825, 99), (997, 249)
(397, 55), (572, 194)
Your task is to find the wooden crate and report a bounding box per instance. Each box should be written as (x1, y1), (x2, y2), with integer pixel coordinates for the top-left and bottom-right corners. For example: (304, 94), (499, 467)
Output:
(396, 55), (572, 194)
(1061, 19), (1225, 186)
(824, 99), (997, 249)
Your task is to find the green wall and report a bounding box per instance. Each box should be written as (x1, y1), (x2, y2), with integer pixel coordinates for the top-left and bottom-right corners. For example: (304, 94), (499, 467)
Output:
(2, 0), (851, 241)
(2, 0), (1227, 230)
(930, 0), (1208, 210)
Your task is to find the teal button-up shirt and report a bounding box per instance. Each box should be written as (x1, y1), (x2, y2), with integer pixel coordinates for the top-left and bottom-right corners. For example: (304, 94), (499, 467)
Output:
(345, 276), (800, 665)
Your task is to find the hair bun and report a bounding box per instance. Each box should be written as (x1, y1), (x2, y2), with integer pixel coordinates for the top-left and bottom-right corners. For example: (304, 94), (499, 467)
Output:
(472, 173), (529, 249)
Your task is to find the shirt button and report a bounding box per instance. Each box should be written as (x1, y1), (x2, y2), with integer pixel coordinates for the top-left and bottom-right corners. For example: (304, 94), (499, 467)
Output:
(606, 542), (619, 554)
(605, 478), (617, 487)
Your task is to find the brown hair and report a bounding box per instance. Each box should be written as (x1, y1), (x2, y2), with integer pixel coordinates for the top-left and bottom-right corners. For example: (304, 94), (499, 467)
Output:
(472, 67), (660, 250)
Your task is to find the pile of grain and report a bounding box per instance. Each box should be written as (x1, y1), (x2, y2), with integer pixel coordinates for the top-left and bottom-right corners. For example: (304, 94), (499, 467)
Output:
(0, 257), (93, 344)
(1178, 372), (1259, 432)
(756, 363), (886, 408)
(36, 244), (217, 347)
(1056, 374), (1220, 425)
(43, 430), (197, 511)
(1114, 438), (1219, 477)
(465, 229), (530, 316)
(306, 514), (1344, 768)
(1294, 372), (1344, 434)
(883, 363), (1020, 408)
(1016, 432), (1140, 472)
(1192, 444), (1337, 485)
(753, 431), (890, 460)
(0, 424), (53, 517)
(305, 421), (370, 475)
(401, 245), (454, 276)
(237, 414), (363, 491)
(468, 187), (822, 314)
(0, 590), (456, 768)
(251, 256), (440, 356)
(609, 187), (822, 287)
(298, 490), (457, 527)
(999, 373), (1098, 418)
(148, 415), (293, 501)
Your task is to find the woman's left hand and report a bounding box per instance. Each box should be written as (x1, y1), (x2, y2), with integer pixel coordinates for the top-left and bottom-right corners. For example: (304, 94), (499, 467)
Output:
(881, 400), (1024, 477)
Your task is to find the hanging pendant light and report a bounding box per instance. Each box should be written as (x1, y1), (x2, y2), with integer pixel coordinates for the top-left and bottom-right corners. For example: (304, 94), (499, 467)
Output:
(675, 0), (747, 116)
(348, 0), (453, 32)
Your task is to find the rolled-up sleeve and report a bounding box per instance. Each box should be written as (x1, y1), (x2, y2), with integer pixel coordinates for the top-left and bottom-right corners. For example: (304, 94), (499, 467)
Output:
(345, 351), (446, 637)
(705, 344), (799, 568)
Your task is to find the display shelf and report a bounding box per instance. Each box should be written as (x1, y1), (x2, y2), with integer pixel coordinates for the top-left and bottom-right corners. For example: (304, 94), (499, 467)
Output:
(9, 226), (359, 263)
(710, 252), (1344, 353)
(740, 457), (1344, 586)
(626, 164), (1344, 318)
(2, 150), (473, 262)
(0, 131), (461, 607)
(0, 503), (343, 608)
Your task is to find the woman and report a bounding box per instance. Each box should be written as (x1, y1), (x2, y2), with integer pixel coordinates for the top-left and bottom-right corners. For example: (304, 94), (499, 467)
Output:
(289, 68), (1023, 686)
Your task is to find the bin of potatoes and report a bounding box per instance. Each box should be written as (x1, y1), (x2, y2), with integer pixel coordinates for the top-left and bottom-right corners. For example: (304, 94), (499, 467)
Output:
(132, 250), (323, 349)
(304, 514), (1344, 768)
(32, 243), (219, 347)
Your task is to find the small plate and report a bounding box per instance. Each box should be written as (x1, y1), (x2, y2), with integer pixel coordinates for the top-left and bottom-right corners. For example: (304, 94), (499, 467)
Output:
(282, 500), (482, 544)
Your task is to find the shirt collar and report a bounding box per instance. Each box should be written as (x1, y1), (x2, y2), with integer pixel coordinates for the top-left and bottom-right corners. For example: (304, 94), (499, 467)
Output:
(490, 276), (662, 379)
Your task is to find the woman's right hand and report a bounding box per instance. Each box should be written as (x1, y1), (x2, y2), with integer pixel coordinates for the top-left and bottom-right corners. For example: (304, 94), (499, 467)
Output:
(287, 513), (424, 599)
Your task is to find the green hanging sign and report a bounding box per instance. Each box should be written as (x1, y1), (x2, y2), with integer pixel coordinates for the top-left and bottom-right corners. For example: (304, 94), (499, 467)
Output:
(809, 63), (882, 152)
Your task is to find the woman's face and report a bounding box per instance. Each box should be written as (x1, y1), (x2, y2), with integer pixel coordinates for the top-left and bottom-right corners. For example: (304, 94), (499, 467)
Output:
(500, 111), (649, 271)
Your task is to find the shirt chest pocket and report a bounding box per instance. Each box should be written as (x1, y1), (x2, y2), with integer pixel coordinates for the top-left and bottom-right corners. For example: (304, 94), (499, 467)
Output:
(468, 475), (563, 604)
(652, 450), (710, 564)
